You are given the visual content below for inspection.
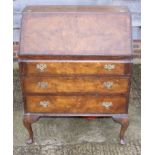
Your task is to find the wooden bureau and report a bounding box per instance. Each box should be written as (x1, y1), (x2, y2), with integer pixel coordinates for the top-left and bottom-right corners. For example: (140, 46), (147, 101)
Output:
(18, 5), (133, 145)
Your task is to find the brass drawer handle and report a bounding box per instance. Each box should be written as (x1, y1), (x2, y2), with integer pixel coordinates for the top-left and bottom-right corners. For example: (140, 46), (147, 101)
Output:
(103, 81), (113, 89)
(37, 82), (48, 88)
(101, 102), (112, 109)
(104, 64), (115, 71)
(39, 101), (49, 108)
(36, 64), (47, 72)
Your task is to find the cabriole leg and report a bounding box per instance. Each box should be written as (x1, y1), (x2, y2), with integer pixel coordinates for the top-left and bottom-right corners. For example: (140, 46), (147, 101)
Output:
(112, 115), (129, 145)
(23, 115), (40, 144)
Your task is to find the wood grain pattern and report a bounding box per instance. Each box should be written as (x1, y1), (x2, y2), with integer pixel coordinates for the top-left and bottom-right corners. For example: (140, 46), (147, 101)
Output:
(25, 95), (127, 113)
(13, 1), (141, 42)
(22, 77), (129, 94)
(22, 61), (131, 75)
(20, 6), (132, 56)
(13, 1), (141, 28)
(14, 26), (141, 42)
(18, 5), (133, 144)
(23, 5), (129, 13)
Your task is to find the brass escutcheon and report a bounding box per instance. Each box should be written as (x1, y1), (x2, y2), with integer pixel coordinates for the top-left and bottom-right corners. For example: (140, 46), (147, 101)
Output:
(36, 64), (47, 72)
(37, 82), (48, 88)
(103, 81), (113, 89)
(101, 102), (112, 109)
(104, 64), (115, 71)
(39, 101), (49, 108)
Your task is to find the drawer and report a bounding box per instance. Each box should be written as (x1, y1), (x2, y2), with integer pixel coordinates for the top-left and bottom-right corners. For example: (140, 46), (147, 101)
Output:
(22, 77), (129, 94)
(20, 61), (131, 75)
(25, 95), (128, 114)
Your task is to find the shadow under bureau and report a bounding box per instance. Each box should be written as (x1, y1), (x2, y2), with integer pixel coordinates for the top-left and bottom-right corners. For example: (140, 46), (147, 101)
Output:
(18, 5), (133, 145)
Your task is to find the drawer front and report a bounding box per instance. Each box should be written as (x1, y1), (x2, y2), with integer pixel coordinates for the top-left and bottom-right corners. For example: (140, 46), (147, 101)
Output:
(25, 95), (127, 114)
(21, 61), (131, 75)
(22, 77), (129, 94)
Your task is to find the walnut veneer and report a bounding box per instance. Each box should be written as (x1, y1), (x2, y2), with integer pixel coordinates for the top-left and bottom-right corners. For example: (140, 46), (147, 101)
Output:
(19, 5), (132, 145)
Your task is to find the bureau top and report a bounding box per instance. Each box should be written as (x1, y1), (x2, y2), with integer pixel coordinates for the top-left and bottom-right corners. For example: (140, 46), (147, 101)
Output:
(19, 5), (132, 56)
(23, 5), (129, 13)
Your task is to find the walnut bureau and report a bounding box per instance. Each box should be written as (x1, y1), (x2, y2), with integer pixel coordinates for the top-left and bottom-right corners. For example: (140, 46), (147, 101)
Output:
(18, 5), (133, 144)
